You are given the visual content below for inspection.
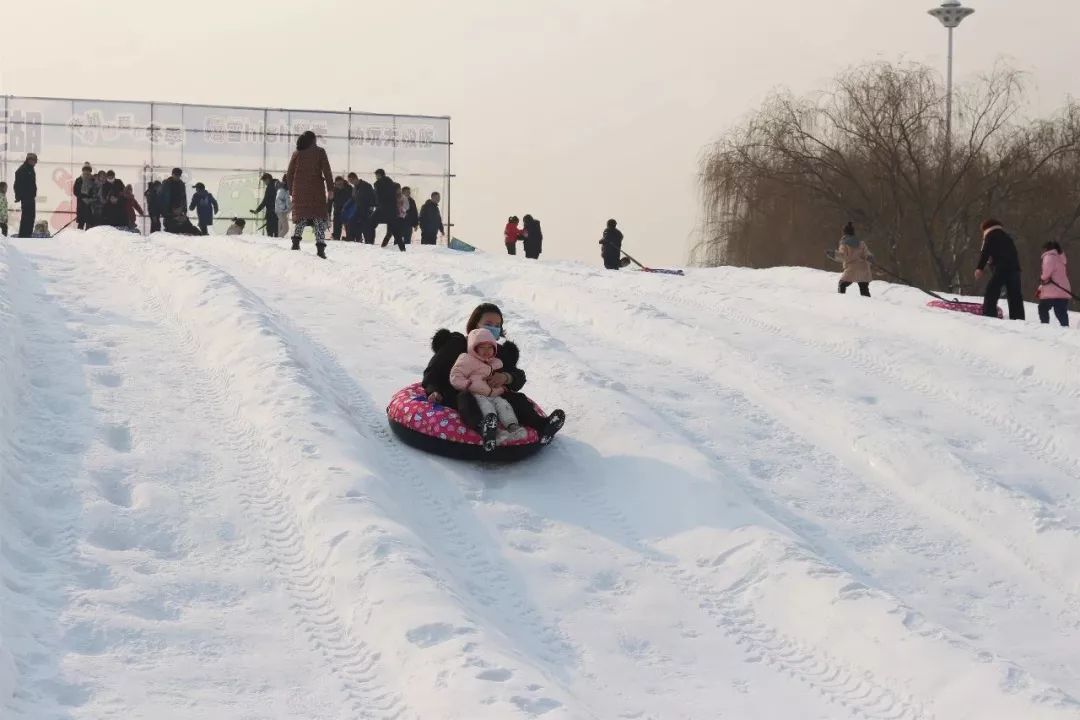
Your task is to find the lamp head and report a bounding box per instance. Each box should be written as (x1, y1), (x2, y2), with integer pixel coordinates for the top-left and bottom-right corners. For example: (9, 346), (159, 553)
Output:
(929, 0), (975, 29)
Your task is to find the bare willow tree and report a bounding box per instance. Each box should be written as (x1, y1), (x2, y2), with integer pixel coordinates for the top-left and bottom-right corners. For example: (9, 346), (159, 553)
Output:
(696, 61), (1080, 294)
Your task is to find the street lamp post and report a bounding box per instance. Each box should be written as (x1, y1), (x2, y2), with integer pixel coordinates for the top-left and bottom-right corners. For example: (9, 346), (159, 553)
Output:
(928, 0), (975, 140)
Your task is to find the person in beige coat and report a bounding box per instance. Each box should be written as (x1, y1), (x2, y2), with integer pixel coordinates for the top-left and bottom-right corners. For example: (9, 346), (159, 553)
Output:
(829, 222), (874, 297)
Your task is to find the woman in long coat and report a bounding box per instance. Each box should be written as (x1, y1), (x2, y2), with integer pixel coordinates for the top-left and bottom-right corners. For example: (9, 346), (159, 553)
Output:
(831, 221), (874, 297)
(286, 130), (334, 258)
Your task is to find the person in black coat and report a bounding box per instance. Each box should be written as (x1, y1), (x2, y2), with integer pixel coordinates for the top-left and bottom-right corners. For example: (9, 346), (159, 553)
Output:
(346, 173), (377, 243)
(975, 218), (1025, 320)
(144, 180), (163, 232)
(328, 176), (352, 240)
(521, 215), (543, 259)
(251, 173), (278, 238)
(14, 153), (38, 238)
(158, 168), (188, 223)
(419, 192), (444, 245)
(421, 303), (565, 451)
(600, 219), (623, 269)
(373, 169), (397, 243)
(72, 164), (97, 229)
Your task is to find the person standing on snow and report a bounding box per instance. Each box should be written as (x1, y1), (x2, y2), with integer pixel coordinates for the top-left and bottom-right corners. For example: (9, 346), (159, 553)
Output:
(402, 187), (419, 245)
(158, 168), (188, 229)
(144, 180), (163, 232)
(600, 219), (623, 269)
(72, 164), (97, 229)
(1036, 241), (1072, 326)
(286, 130), (334, 258)
(373, 169), (398, 244)
(274, 177), (291, 238)
(123, 184), (144, 231)
(252, 173), (279, 238)
(14, 153), (38, 238)
(504, 216), (522, 255)
(829, 222), (874, 297)
(0, 182), (9, 236)
(328, 176), (352, 240)
(521, 215), (543, 259)
(346, 172), (377, 243)
(189, 182), (219, 235)
(419, 191), (444, 245)
(975, 219), (1024, 320)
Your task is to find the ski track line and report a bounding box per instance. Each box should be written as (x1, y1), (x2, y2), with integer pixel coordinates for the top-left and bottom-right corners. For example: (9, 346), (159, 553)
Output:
(285, 248), (934, 719)
(113, 238), (582, 717)
(622, 281), (1080, 598)
(504, 294), (1080, 716)
(1, 243), (103, 718)
(160, 236), (868, 718)
(154, 237), (1080, 716)
(644, 281), (1080, 505)
(485, 267), (1080, 612)
(90, 241), (408, 720)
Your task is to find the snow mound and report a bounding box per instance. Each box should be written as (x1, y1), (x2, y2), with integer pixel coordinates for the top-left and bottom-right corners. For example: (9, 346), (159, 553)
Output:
(1, 228), (1079, 720)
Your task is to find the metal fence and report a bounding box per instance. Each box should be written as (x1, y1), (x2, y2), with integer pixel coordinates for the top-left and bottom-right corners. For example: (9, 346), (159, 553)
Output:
(0, 95), (452, 236)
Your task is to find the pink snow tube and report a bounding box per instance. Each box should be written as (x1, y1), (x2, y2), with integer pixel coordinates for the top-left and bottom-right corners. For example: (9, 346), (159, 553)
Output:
(386, 383), (547, 462)
(926, 300), (1003, 319)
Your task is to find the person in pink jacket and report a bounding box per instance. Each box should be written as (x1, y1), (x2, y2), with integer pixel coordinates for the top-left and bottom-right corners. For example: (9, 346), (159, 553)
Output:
(450, 328), (525, 449)
(1036, 241), (1072, 326)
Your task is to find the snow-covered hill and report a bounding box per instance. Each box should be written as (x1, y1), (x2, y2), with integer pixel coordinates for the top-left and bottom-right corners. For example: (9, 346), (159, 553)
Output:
(2, 229), (1079, 720)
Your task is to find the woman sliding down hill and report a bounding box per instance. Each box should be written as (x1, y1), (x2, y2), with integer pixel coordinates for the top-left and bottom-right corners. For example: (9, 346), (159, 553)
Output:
(828, 222), (874, 297)
(422, 303), (565, 452)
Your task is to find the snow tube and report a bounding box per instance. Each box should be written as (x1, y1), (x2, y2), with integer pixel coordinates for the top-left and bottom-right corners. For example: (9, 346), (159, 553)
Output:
(926, 300), (1003, 318)
(386, 383), (548, 462)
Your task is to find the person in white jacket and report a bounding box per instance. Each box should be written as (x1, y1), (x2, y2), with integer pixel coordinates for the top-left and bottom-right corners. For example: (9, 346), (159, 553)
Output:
(275, 177), (291, 238)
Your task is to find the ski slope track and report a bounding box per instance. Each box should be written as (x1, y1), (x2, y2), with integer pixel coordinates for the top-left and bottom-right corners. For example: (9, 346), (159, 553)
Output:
(1, 229), (1079, 720)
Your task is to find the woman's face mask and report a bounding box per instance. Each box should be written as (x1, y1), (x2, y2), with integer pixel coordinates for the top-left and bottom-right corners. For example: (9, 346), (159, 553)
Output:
(481, 324), (502, 340)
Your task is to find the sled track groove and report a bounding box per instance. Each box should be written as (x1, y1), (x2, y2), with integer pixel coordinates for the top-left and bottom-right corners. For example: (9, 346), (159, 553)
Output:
(97, 242), (408, 720)
(649, 283), (1080, 503)
(550, 440), (931, 720)
(164, 239), (581, 671)
(542, 276), (1080, 616)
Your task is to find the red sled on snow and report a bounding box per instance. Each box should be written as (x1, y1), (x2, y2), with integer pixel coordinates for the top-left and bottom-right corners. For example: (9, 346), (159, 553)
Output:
(926, 299), (1003, 319)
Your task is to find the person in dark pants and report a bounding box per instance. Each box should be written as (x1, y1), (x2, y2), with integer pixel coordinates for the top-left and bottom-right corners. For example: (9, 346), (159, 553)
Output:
(72, 164), (97, 229)
(14, 153), (38, 238)
(158, 168), (188, 229)
(0, 182), (9, 236)
(328, 176), (351, 240)
(144, 180), (163, 232)
(345, 173), (377, 243)
(600, 219), (623, 269)
(1036, 240), (1072, 327)
(251, 173), (278, 238)
(419, 192), (444, 245)
(521, 215), (543, 259)
(373, 169), (397, 244)
(189, 182), (219, 235)
(976, 219), (1025, 320)
(504, 216), (521, 255)
(402, 187), (419, 244)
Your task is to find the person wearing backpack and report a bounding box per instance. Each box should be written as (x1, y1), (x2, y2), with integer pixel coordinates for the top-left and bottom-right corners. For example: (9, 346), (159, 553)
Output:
(189, 182), (220, 235)
(328, 176), (352, 240)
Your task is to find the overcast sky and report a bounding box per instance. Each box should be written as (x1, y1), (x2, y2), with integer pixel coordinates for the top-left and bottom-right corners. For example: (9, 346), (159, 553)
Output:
(2, 0), (1078, 265)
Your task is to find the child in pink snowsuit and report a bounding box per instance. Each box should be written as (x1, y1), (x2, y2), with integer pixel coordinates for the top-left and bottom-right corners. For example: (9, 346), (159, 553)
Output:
(449, 328), (524, 448)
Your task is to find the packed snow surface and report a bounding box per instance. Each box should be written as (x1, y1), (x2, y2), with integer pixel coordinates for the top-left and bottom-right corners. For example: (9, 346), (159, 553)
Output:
(2, 229), (1079, 720)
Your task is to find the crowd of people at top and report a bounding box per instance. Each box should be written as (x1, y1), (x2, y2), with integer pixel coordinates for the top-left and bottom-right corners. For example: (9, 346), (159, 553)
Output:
(830, 220), (1075, 327)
